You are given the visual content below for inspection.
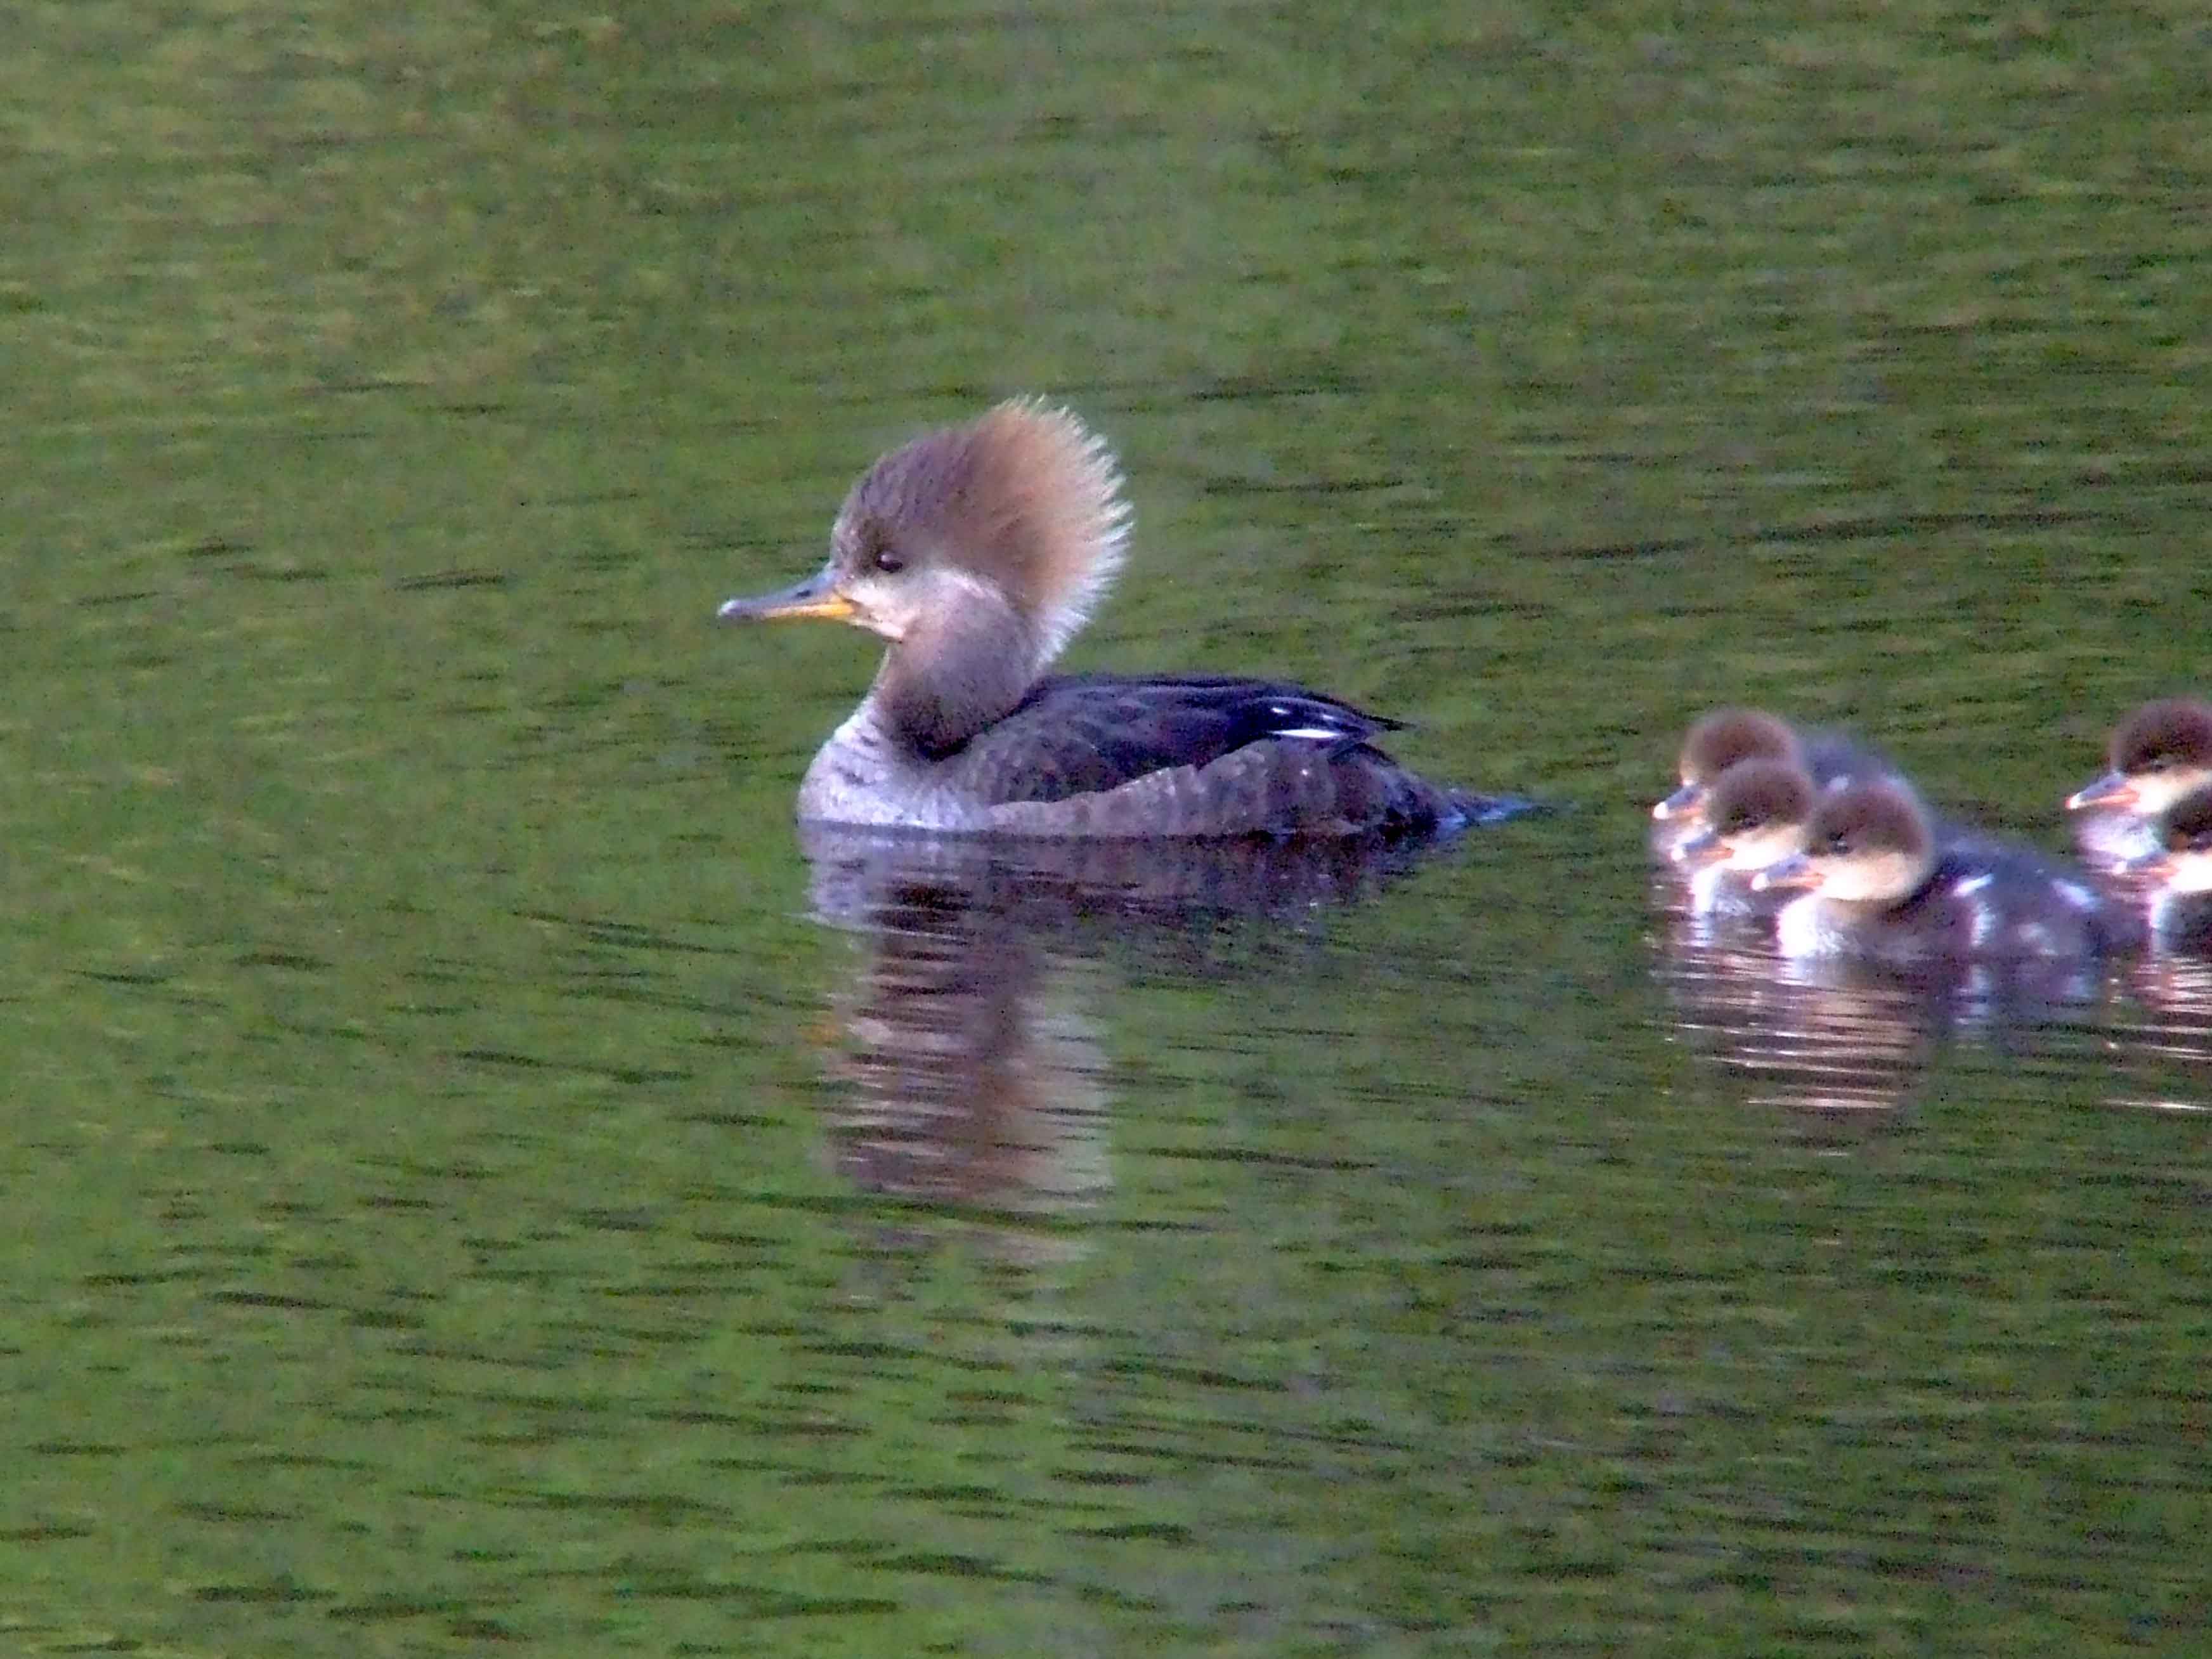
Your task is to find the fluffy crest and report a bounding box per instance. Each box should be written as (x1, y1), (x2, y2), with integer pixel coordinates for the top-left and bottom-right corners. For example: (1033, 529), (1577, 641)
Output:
(838, 398), (1131, 667)
(962, 399), (1131, 661)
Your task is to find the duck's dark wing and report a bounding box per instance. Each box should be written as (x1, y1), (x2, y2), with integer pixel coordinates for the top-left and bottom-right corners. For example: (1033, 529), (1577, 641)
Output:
(984, 675), (1401, 797)
(953, 673), (1485, 836)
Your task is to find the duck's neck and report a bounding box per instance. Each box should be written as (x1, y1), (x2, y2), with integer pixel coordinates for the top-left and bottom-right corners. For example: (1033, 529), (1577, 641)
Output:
(869, 595), (1050, 760)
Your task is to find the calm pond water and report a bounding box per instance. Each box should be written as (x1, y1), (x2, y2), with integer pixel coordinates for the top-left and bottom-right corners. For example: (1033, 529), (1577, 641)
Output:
(5, 4), (2209, 1655)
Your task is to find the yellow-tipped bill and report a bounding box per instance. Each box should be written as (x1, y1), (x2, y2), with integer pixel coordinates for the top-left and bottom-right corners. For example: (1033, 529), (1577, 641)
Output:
(717, 567), (857, 625)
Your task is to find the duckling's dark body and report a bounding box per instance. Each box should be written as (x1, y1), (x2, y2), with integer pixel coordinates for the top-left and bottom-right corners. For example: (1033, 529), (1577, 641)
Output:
(1759, 780), (2136, 966)
(1778, 847), (2122, 965)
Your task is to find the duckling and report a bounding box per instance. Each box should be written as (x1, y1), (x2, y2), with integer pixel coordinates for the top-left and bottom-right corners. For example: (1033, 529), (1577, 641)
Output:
(2065, 698), (2212, 867)
(1670, 758), (1818, 916)
(1752, 779), (2129, 965)
(719, 400), (1519, 837)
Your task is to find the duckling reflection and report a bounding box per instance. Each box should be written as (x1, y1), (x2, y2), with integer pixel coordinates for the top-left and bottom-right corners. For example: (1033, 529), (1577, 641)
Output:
(2065, 698), (2212, 870)
(2114, 951), (2212, 1090)
(2102, 788), (2212, 1101)
(1752, 779), (2133, 977)
(798, 824), (1455, 1229)
(1653, 927), (1943, 1122)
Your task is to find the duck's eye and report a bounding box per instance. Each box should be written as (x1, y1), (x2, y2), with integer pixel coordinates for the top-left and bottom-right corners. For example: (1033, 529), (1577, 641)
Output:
(871, 543), (906, 575)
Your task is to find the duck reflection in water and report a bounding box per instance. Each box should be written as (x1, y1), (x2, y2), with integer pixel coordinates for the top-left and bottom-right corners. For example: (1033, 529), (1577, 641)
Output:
(797, 824), (1454, 1233)
(1653, 934), (1949, 1126)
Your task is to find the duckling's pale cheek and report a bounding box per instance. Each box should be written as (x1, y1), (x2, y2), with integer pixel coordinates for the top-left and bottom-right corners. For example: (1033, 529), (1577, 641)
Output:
(2137, 770), (2212, 816)
(1729, 826), (1805, 872)
(1818, 850), (1922, 905)
(1809, 864), (1868, 902)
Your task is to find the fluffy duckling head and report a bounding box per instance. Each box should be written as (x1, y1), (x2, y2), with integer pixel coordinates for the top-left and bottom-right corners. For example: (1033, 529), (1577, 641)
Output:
(2067, 697), (2212, 818)
(1652, 708), (1802, 826)
(1753, 779), (1936, 907)
(1675, 758), (1817, 874)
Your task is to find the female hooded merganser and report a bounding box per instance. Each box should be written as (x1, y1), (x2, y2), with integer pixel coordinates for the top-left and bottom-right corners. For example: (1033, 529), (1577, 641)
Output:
(719, 400), (1518, 838)
(1650, 707), (1886, 862)
(2065, 698), (2212, 866)
(2124, 782), (2212, 949)
(1670, 758), (1819, 916)
(1751, 778), (2127, 965)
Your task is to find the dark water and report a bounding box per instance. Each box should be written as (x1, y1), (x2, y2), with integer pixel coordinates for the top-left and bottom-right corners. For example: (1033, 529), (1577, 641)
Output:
(6, 4), (2211, 1655)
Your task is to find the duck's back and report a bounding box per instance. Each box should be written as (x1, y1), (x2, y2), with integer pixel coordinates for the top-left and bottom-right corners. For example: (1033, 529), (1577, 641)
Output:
(951, 673), (1483, 838)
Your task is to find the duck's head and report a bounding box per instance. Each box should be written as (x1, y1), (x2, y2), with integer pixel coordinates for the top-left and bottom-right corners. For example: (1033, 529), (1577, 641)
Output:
(1752, 778), (1936, 906)
(1674, 758), (1816, 874)
(2130, 781), (2212, 896)
(2067, 698), (2212, 818)
(1653, 708), (1802, 826)
(720, 399), (1131, 755)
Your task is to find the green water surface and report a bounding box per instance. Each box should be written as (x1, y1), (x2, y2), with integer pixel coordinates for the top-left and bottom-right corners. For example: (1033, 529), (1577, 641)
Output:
(4, 3), (2209, 1655)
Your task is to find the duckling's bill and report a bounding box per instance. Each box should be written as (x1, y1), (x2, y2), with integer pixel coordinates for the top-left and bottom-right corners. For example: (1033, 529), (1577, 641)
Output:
(1672, 824), (1724, 864)
(2064, 771), (2135, 812)
(1750, 853), (1820, 892)
(2114, 849), (2176, 882)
